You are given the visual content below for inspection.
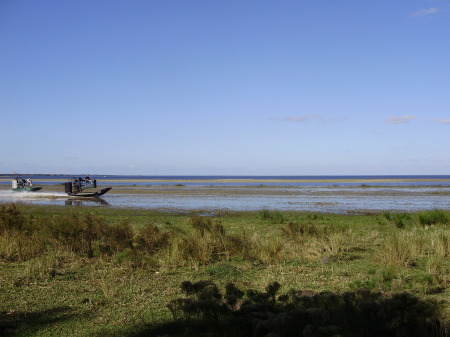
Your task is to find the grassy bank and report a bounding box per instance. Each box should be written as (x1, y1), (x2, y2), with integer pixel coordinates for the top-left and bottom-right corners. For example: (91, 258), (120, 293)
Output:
(0, 204), (449, 336)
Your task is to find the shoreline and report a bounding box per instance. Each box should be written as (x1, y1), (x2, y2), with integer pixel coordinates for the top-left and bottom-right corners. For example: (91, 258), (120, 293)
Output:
(2, 183), (450, 193)
(2, 178), (450, 183)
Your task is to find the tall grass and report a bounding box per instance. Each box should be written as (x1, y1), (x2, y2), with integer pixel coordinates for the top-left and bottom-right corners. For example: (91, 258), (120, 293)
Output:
(0, 206), (295, 270)
(166, 216), (271, 268)
(0, 229), (44, 261)
(418, 209), (449, 226)
(377, 226), (450, 275)
(280, 221), (318, 238)
(377, 232), (414, 267)
(280, 220), (353, 260)
(260, 209), (285, 224)
(308, 232), (353, 259)
(432, 230), (450, 259)
(1, 204), (448, 286)
(383, 211), (413, 228)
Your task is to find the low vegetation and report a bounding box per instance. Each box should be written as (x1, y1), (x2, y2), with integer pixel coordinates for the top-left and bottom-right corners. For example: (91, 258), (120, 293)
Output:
(163, 280), (444, 337)
(0, 204), (449, 336)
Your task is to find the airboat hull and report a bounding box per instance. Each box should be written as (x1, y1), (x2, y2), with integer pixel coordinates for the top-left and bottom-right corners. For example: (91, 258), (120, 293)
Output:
(67, 187), (111, 197)
(12, 187), (42, 192)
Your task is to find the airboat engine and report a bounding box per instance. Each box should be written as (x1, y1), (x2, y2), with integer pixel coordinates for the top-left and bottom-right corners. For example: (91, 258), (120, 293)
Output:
(64, 182), (72, 193)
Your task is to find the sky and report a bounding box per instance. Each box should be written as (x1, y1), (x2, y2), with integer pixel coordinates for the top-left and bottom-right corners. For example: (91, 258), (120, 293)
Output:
(1, 0), (449, 176)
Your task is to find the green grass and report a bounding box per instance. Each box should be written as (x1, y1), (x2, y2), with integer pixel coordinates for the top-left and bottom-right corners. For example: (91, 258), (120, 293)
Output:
(418, 209), (450, 226)
(0, 204), (449, 336)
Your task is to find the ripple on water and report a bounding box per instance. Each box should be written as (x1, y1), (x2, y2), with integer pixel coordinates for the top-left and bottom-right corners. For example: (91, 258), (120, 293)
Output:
(1, 187), (450, 212)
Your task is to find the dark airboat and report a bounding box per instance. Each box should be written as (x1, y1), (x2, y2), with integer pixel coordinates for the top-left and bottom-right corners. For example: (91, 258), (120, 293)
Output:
(65, 176), (111, 197)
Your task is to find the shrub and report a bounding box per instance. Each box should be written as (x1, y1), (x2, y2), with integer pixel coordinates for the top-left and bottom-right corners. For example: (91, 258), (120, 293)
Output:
(105, 219), (134, 253)
(47, 212), (107, 258)
(135, 223), (171, 254)
(0, 204), (28, 232)
(188, 215), (214, 235)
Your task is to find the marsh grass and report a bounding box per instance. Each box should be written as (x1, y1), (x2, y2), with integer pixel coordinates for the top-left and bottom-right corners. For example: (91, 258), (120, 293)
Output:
(248, 234), (285, 264)
(280, 221), (318, 238)
(432, 230), (450, 259)
(377, 231), (415, 267)
(377, 226), (450, 268)
(0, 229), (42, 261)
(20, 254), (61, 282)
(307, 232), (353, 260)
(280, 220), (354, 261)
(166, 216), (287, 267)
(383, 211), (414, 228)
(259, 209), (285, 223)
(1, 204), (449, 337)
(167, 216), (231, 267)
(418, 209), (449, 226)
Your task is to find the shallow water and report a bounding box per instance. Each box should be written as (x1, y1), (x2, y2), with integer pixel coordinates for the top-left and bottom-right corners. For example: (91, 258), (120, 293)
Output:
(1, 186), (450, 213)
(2, 174), (450, 188)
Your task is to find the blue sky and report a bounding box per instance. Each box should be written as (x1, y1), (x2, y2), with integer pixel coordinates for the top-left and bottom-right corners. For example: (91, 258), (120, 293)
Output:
(1, 1), (449, 175)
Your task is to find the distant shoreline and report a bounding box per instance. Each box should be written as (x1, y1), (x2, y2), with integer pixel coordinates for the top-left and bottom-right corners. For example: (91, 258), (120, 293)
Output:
(2, 177), (450, 183)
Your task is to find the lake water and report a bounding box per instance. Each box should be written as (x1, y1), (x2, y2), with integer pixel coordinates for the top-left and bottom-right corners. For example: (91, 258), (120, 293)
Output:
(2, 174), (450, 187)
(1, 175), (450, 213)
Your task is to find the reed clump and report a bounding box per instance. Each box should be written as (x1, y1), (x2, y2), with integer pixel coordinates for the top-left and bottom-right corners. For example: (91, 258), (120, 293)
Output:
(383, 211), (414, 228)
(418, 209), (450, 226)
(377, 213), (450, 266)
(260, 209), (285, 224)
(383, 209), (450, 228)
(172, 216), (289, 266)
(280, 220), (353, 260)
(376, 231), (415, 267)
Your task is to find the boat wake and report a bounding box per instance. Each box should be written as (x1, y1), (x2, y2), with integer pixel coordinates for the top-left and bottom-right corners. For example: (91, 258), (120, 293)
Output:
(0, 190), (69, 200)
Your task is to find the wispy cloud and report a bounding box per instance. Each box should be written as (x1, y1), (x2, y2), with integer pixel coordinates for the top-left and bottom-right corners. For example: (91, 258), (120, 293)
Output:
(434, 118), (450, 124)
(385, 115), (416, 124)
(272, 115), (342, 123)
(410, 7), (439, 17)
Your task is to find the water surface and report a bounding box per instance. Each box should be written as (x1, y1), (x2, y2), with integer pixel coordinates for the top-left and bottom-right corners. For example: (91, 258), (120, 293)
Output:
(1, 184), (449, 213)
